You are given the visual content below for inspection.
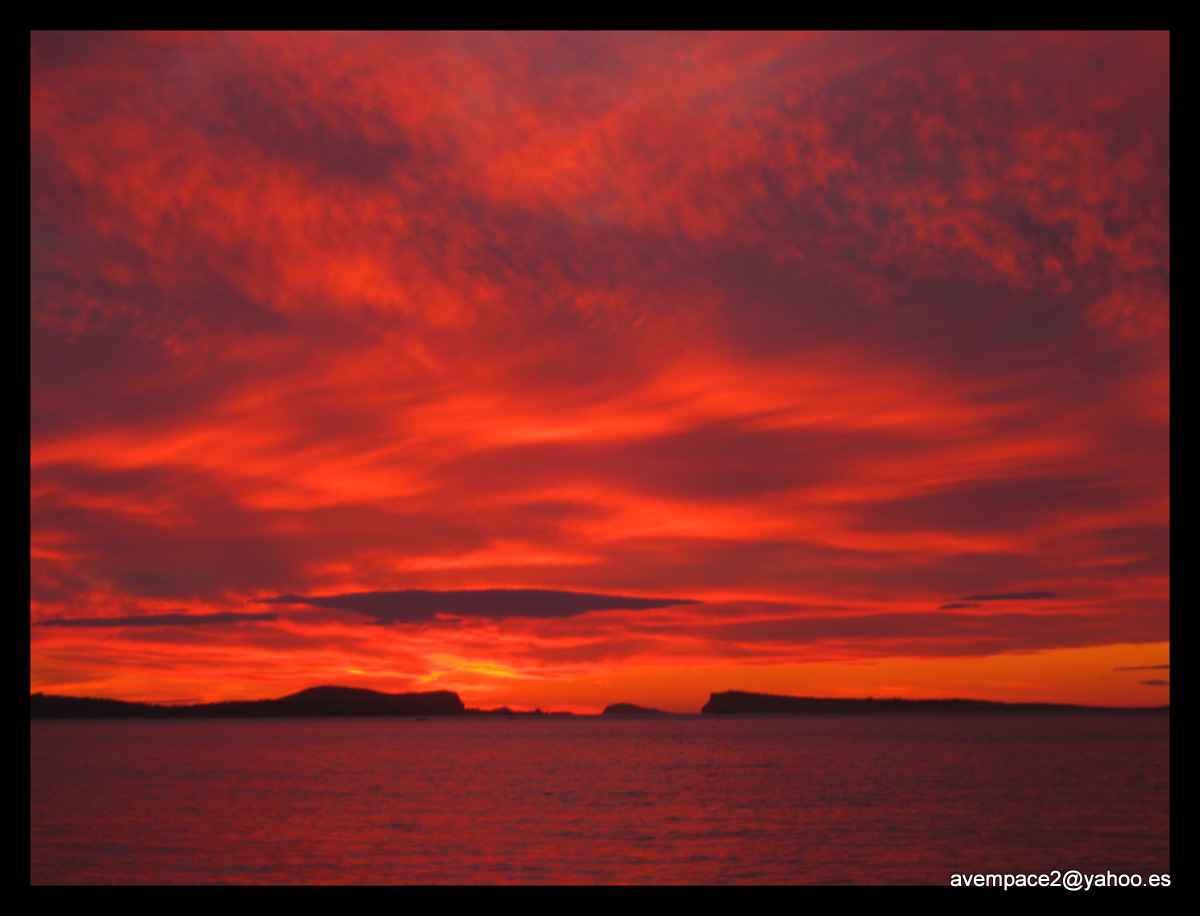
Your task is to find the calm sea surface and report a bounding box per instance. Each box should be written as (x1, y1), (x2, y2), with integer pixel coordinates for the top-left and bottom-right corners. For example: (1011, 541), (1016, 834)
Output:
(30, 714), (1169, 885)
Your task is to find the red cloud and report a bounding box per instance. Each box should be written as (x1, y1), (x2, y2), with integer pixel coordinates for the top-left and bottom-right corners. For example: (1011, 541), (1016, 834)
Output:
(31, 32), (1168, 708)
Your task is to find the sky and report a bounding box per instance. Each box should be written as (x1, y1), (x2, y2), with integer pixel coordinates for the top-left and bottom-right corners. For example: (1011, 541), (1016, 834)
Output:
(30, 31), (1169, 711)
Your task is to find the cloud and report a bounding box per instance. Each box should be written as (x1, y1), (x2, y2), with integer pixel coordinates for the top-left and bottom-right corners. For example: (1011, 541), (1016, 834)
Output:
(37, 612), (278, 628)
(858, 477), (1137, 536)
(29, 33), (1169, 707)
(259, 589), (699, 624)
(1139, 679), (1169, 687)
(954, 592), (1057, 602)
(691, 609), (1153, 658)
(1116, 664), (1169, 671)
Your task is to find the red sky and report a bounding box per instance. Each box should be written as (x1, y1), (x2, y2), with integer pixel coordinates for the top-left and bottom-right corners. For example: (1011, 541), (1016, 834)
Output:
(30, 32), (1169, 711)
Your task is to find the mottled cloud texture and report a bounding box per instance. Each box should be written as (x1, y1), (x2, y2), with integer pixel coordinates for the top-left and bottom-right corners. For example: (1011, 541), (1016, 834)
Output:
(39, 612), (278, 627)
(30, 32), (1169, 709)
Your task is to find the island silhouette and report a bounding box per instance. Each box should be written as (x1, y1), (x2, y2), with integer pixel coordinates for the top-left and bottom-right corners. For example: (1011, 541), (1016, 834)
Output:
(700, 690), (1168, 715)
(602, 703), (670, 716)
(30, 686), (1167, 718)
(29, 685), (464, 718)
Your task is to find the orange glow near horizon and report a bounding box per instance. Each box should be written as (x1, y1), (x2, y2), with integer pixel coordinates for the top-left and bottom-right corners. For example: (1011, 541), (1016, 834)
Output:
(31, 32), (1168, 710)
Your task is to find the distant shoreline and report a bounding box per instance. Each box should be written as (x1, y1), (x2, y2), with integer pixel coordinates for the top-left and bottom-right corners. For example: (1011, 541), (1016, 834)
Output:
(30, 686), (1168, 719)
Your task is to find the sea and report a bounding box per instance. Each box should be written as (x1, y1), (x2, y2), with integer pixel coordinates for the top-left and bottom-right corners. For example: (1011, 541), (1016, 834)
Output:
(30, 713), (1169, 885)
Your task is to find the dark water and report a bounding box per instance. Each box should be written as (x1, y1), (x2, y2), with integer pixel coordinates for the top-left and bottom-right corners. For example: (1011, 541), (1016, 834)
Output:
(30, 714), (1169, 884)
